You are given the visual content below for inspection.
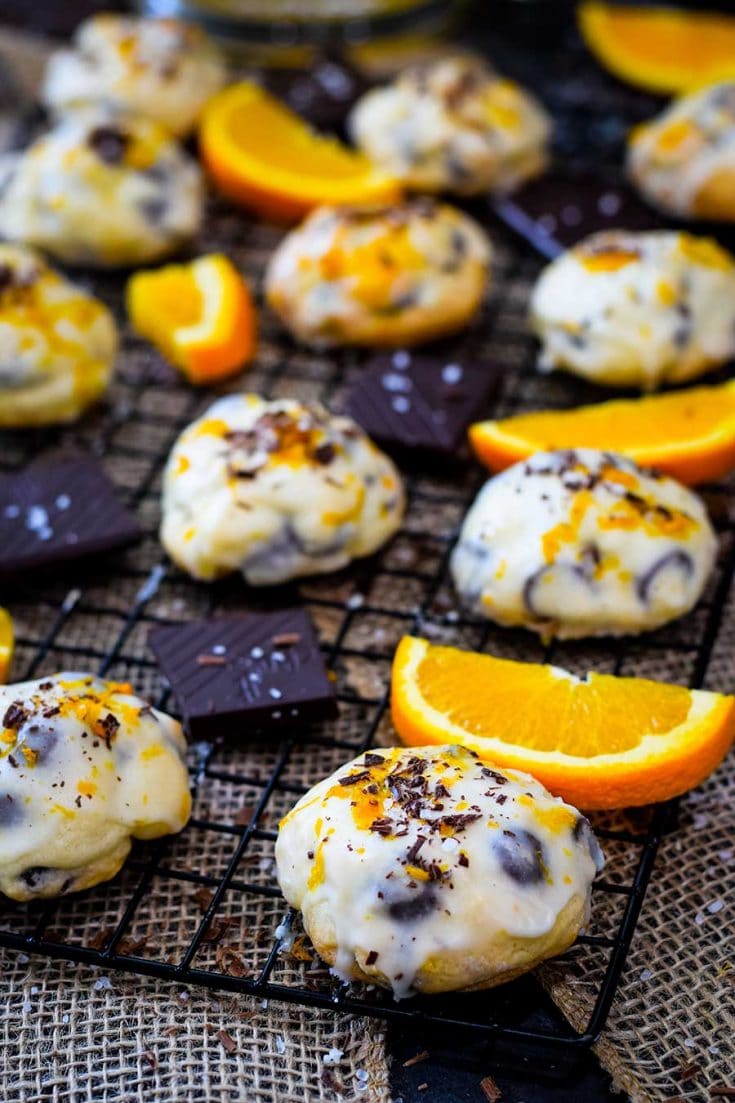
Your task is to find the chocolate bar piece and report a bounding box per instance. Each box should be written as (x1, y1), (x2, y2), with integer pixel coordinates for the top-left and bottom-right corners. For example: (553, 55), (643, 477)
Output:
(491, 169), (665, 259)
(262, 50), (370, 134)
(0, 455), (140, 580)
(149, 609), (337, 740)
(343, 351), (502, 458)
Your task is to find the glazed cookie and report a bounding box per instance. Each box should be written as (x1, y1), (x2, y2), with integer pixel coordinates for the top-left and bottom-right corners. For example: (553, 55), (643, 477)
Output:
(265, 199), (491, 348)
(276, 744), (603, 996)
(628, 82), (735, 221)
(42, 14), (227, 138)
(0, 109), (203, 267)
(349, 55), (550, 197)
(0, 245), (117, 427)
(530, 230), (735, 389)
(0, 673), (191, 901)
(161, 394), (405, 584)
(451, 449), (716, 639)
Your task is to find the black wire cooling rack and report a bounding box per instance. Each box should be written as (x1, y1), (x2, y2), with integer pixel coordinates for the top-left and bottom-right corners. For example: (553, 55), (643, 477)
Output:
(1, 27), (735, 1052)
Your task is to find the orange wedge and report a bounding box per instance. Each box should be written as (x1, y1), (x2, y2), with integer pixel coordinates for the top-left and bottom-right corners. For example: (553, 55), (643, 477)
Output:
(0, 608), (13, 683)
(469, 380), (735, 486)
(578, 3), (735, 94)
(391, 636), (735, 810)
(199, 80), (402, 222)
(126, 253), (257, 385)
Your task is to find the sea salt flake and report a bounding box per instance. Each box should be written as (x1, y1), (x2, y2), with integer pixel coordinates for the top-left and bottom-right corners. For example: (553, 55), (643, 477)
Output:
(392, 350), (411, 369)
(684, 1037), (696, 1049)
(561, 203), (582, 226)
(391, 395), (411, 414)
(276, 1035), (286, 1055)
(55, 494), (71, 510)
(441, 363), (463, 384)
(706, 899), (723, 914)
(693, 812), (709, 830)
(598, 191), (621, 217)
(94, 976), (112, 991)
(347, 593), (364, 610)
(26, 505), (49, 532)
(639, 968), (652, 981)
(323, 1047), (343, 1065)
(212, 644), (227, 656)
(381, 372), (412, 394)
(694, 912), (705, 926)
(250, 646), (265, 659)
(268, 687), (282, 700)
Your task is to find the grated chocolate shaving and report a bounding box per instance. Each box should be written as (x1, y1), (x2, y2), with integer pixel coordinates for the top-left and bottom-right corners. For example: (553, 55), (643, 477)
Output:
(216, 1029), (238, 1054)
(480, 1075), (503, 1102)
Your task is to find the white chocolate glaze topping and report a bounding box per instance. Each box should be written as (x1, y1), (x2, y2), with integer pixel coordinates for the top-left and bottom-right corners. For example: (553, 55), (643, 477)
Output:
(276, 744), (603, 997)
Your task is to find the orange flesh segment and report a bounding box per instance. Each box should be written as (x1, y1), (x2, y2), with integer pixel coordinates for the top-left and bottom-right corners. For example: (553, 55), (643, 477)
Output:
(148, 268), (204, 328)
(225, 97), (376, 181)
(469, 381), (735, 486)
(578, 2), (735, 94)
(0, 608), (13, 683)
(414, 647), (690, 756)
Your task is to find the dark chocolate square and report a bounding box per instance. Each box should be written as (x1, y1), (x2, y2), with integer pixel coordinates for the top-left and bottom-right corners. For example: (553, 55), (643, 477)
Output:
(491, 169), (665, 259)
(343, 351), (502, 458)
(0, 455), (141, 580)
(149, 609), (338, 740)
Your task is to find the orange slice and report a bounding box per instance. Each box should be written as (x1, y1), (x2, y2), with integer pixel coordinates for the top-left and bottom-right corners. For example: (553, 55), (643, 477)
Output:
(578, 3), (735, 94)
(199, 80), (402, 222)
(469, 380), (735, 486)
(0, 608), (13, 683)
(126, 254), (257, 385)
(391, 636), (735, 809)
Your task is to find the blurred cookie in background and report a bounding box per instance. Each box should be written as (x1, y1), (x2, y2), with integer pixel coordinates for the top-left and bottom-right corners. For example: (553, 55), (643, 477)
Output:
(0, 108), (203, 267)
(42, 13), (227, 137)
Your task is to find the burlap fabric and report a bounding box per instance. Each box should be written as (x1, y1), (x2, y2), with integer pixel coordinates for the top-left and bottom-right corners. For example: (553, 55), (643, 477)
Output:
(1, 27), (734, 1103)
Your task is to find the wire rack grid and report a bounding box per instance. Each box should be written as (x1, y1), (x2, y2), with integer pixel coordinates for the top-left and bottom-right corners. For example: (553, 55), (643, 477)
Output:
(1, 144), (734, 1053)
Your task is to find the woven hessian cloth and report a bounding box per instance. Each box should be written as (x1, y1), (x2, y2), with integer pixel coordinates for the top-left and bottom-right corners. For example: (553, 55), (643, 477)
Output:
(0, 27), (734, 1103)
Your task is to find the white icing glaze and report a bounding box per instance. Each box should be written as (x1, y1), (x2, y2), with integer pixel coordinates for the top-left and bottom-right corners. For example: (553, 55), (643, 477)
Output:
(0, 244), (117, 427)
(265, 200), (491, 348)
(161, 394), (405, 584)
(530, 230), (735, 389)
(628, 83), (735, 219)
(451, 449), (716, 639)
(0, 108), (203, 268)
(276, 744), (603, 998)
(0, 673), (191, 901)
(42, 14), (227, 137)
(349, 55), (550, 196)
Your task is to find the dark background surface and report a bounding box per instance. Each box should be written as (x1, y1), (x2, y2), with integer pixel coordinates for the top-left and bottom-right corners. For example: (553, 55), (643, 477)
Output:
(0, 0), (663, 1098)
